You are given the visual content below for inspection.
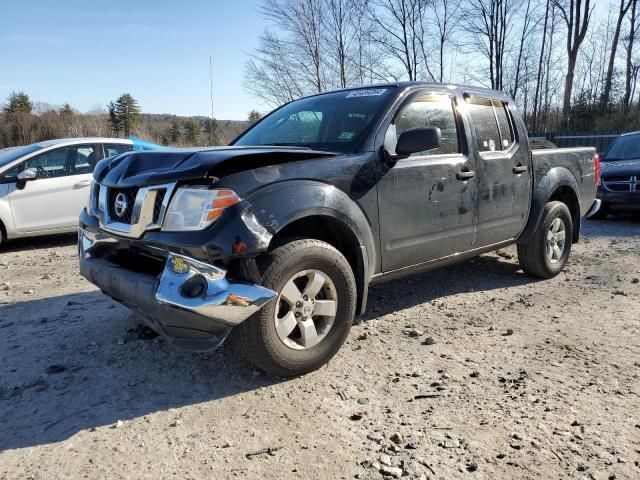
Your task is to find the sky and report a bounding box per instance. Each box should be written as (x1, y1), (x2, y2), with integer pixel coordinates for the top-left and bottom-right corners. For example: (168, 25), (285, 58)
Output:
(0, 0), (266, 120)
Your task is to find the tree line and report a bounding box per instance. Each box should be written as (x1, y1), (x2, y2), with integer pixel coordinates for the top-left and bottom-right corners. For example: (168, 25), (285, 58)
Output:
(245, 0), (640, 133)
(0, 92), (262, 149)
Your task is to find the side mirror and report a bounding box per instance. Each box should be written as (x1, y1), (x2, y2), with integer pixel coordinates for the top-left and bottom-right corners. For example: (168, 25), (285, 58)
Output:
(395, 127), (441, 158)
(16, 169), (37, 190)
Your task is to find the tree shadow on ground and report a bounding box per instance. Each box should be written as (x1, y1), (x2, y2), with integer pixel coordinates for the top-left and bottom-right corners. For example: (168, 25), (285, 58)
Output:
(0, 233), (77, 254)
(360, 253), (534, 321)
(0, 290), (280, 452)
(0, 250), (548, 452)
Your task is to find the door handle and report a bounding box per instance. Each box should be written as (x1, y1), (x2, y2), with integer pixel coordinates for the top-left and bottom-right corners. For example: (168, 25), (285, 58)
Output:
(456, 169), (476, 181)
(513, 164), (528, 174)
(73, 180), (92, 188)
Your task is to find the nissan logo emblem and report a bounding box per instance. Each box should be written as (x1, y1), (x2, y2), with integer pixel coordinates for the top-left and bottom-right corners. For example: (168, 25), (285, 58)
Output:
(114, 192), (129, 218)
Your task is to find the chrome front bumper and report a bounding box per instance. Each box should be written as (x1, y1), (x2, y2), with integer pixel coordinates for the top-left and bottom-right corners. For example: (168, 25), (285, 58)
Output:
(78, 228), (276, 351)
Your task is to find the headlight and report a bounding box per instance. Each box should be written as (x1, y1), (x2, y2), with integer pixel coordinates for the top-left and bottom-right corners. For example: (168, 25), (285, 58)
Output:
(86, 180), (97, 216)
(162, 187), (240, 231)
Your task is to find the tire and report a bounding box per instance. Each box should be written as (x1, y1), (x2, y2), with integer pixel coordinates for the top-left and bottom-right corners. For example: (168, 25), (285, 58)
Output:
(588, 203), (608, 220)
(236, 238), (357, 377)
(517, 201), (573, 279)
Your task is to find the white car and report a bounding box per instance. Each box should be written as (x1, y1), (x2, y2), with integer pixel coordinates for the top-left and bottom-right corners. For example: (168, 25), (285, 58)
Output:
(0, 137), (162, 245)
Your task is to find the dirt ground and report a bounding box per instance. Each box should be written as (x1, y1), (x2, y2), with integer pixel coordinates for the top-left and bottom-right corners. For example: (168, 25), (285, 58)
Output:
(0, 217), (639, 480)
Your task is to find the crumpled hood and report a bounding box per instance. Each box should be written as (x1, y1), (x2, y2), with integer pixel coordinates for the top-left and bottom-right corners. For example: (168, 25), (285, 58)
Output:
(601, 158), (640, 177)
(94, 146), (335, 187)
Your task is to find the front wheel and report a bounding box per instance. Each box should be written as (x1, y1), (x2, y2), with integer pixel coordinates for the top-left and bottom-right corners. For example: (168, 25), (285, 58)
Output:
(517, 201), (573, 279)
(236, 238), (357, 377)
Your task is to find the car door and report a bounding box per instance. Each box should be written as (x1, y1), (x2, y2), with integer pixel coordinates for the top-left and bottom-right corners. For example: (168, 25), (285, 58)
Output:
(7, 145), (96, 232)
(463, 96), (532, 246)
(377, 90), (477, 272)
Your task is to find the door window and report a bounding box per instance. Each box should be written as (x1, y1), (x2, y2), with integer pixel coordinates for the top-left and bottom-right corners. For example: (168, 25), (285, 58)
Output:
(71, 146), (96, 174)
(466, 97), (515, 152)
(1, 146), (96, 181)
(387, 94), (460, 156)
(104, 144), (133, 158)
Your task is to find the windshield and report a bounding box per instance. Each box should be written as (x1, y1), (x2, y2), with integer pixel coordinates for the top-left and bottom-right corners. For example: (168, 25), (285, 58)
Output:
(233, 87), (396, 153)
(603, 134), (640, 161)
(0, 144), (42, 168)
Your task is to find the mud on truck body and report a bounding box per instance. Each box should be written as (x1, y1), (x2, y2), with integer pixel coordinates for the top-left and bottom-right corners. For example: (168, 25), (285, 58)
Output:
(79, 82), (599, 377)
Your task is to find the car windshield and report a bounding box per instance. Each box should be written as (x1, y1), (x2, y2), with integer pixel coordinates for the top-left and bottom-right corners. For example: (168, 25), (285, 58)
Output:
(603, 135), (640, 161)
(0, 144), (43, 168)
(233, 87), (396, 153)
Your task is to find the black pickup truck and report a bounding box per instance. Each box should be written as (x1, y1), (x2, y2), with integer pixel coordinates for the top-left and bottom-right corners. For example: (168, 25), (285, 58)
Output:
(79, 82), (599, 376)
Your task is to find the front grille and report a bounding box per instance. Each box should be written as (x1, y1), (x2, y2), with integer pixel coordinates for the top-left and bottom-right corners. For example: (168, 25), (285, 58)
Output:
(602, 174), (638, 193)
(153, 189), (166, 223)
(108, 187), (139, 224)
(605, 183), (632, 192)
(604, 175), (632, 182)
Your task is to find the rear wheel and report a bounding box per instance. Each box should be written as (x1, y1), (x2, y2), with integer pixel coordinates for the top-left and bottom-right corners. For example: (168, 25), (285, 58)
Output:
(517, 201), (573, 279)
(236, 238), (356, 377)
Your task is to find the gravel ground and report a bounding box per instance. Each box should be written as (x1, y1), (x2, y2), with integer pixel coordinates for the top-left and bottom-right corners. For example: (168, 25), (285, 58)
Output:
(1, 218), (639, 480)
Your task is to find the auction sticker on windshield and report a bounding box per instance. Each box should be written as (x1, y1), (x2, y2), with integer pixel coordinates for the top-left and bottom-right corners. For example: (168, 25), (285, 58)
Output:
(345, 88), (387, 98)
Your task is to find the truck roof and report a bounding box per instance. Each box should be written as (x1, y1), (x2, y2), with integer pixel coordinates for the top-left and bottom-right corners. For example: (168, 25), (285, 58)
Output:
(298, 81), (513, 102)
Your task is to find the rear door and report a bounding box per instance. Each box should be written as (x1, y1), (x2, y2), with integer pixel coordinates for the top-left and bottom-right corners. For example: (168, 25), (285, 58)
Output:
(464, 96), (531, 246)
(377, 90), (477, 272)
(7, 144), (97, 232)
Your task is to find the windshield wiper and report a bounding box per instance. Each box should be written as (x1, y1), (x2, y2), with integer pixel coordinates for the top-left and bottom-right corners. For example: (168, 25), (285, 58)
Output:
(261, 142), (312, 149)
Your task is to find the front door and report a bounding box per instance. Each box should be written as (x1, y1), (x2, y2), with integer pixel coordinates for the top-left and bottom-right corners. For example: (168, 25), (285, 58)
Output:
(7, 145), (96, 232)
(377, 91), (477, 272)
(463, 96), (532, 246)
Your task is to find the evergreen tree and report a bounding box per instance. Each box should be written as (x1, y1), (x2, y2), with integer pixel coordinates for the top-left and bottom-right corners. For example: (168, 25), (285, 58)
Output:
(184, 119), (201, 145)
(204, 118), (220, 145)
(248, 110), (262, 124)
(107, 93), (141, 137)
(168, 119), (182, 143)
(59, 103), (74, 119)
(107, 101), (121, 135)
(3, 91), (32, 114)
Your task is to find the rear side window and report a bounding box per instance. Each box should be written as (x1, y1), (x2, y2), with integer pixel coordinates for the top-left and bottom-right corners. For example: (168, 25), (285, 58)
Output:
(466, 97), (514, 152)
(493, 101), (514, 149)
(104, 144), (133, 158)
(389, 93), (460, 156)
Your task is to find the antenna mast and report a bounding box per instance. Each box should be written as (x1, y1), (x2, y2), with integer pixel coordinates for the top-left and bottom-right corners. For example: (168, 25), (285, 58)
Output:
(209, 56), (215, 145)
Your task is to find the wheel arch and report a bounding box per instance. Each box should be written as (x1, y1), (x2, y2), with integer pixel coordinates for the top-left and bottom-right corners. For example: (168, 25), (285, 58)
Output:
(270, 214), (369, 315)
(248, 180), (377, 315)
(518, 166), (582, 245)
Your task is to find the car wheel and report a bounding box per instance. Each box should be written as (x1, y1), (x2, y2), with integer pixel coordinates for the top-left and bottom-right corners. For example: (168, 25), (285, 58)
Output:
(236, 238), (356, 377)
(517, 201), (573, 279)
(588, 203), (608, 220)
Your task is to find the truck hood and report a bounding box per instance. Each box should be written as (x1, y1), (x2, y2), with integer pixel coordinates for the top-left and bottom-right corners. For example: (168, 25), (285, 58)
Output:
(601, 158), (640, 177)
(93, 146), (336, 187)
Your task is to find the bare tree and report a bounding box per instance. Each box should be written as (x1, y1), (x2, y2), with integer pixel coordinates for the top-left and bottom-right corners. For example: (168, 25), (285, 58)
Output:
(509, 0), (537, 100)
(369, 0), (435, 81)
(601, 0), (634, 105)
(260, 0), (326, 93)
(430, 0), (462, 81)
(624, 0), (639, 108)
(553, 0), (594, 123)
(464, 0), (519, 90)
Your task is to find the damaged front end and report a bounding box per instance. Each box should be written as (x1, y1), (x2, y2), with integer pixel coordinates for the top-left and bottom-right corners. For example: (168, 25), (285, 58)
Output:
(79, 228), (276, 351)
(78, 173), (278, 351)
